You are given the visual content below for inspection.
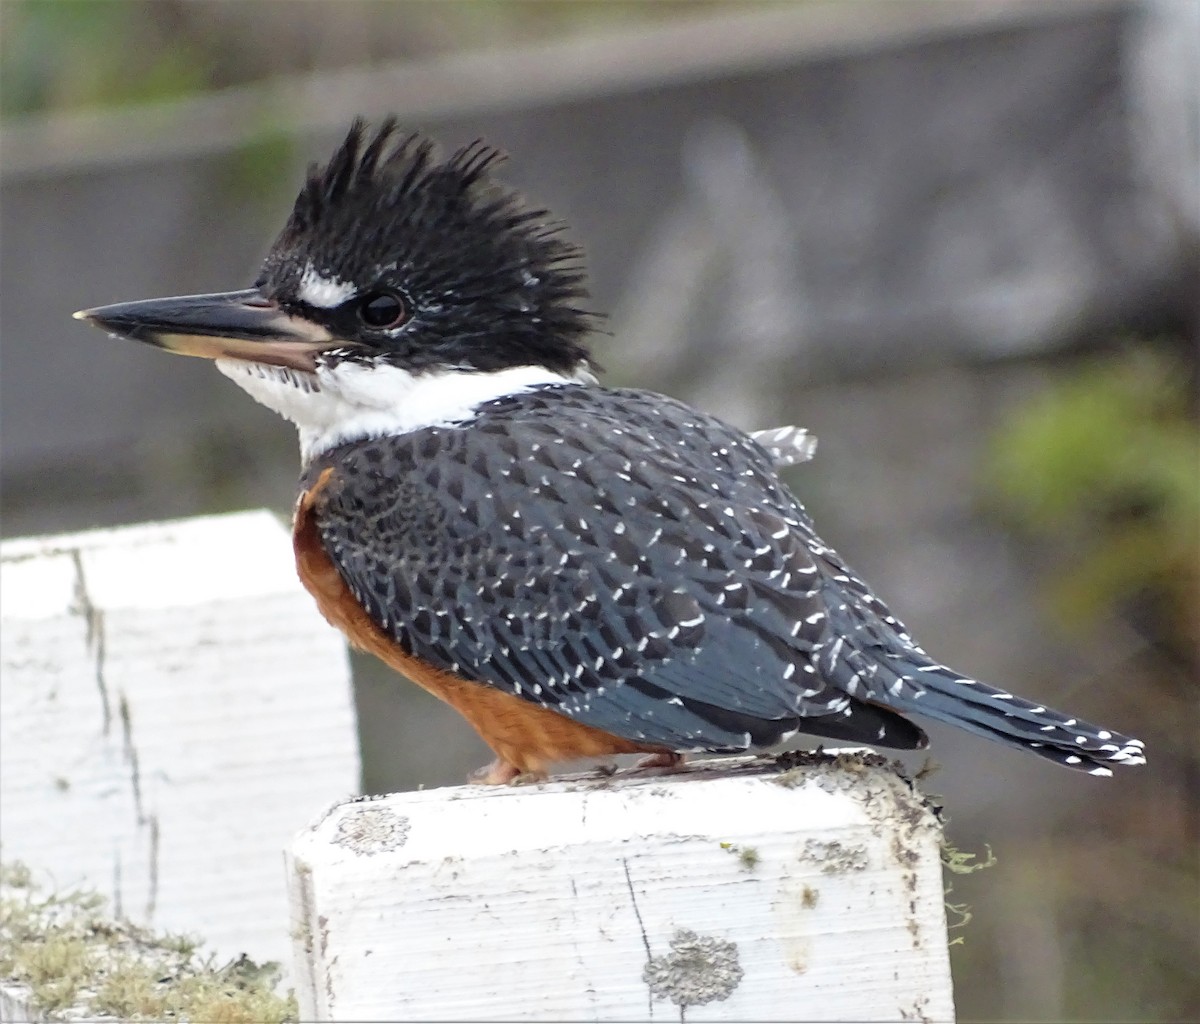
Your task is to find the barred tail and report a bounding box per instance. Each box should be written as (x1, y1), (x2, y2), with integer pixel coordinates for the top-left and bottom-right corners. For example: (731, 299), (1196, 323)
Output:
(875, 659), (1146, 776)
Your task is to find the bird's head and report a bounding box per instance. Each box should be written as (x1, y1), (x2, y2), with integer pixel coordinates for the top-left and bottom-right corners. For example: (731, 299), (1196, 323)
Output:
(76, 118), (597, 459)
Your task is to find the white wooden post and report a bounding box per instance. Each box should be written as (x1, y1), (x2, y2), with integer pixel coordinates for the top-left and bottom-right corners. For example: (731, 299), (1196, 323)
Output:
(0, 511), (360, 971)
(288, 755), (955, 1021)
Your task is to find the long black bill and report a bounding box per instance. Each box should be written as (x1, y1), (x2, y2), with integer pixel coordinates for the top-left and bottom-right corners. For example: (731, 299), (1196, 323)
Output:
(74, 289), (338, 372)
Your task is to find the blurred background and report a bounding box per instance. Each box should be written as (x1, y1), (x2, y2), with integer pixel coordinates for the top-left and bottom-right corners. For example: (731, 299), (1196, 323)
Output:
(1, 0), (1197, 1019)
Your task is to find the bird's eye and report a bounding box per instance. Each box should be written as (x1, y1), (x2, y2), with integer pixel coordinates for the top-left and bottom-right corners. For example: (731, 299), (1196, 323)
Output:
(358, 291), (407, 329)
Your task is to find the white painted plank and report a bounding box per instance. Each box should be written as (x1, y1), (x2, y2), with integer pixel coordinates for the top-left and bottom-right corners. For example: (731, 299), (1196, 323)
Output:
(289, 756), (954, 1022)
(0, 986), (39, 1024)
(0, 510), (359, 971)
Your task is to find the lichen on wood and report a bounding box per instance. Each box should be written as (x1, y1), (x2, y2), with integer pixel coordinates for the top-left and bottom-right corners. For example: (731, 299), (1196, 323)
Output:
(0, 861), (297, 1023)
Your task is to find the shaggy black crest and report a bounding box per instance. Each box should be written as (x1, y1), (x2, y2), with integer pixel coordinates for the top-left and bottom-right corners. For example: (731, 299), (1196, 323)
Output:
(257, 117), (595, 374)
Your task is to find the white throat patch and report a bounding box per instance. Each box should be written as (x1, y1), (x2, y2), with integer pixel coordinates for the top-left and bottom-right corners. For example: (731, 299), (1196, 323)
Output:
(215, 357), (593, 463)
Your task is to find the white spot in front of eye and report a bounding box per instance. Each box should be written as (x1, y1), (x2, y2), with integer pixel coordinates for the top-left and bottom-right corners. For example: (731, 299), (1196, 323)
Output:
(298, 261), (356, 308)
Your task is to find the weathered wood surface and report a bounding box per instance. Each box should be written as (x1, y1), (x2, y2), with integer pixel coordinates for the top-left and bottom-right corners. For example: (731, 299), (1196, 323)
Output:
(0, 510), (359, 970)
(289, 755), (954, 1022)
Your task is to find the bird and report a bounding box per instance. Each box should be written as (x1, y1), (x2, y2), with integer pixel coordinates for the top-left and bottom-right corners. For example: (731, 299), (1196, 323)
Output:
(76, 117), (1145, 783)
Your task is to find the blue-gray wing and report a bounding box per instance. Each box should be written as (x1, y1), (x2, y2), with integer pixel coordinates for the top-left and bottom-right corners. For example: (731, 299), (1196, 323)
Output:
(301, 384), (917, 751)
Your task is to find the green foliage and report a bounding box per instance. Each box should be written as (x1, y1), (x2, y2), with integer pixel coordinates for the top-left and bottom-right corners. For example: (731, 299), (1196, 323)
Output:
(982, 344), (1199, 1022)
(1, 1), (209, 117)
(987, 347), (1200, 636)
(0, 0), (758, 119)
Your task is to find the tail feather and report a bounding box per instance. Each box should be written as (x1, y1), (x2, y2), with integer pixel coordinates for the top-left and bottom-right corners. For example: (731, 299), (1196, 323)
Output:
(798, 697), (929, 751)
(871, 659), (1146, 776)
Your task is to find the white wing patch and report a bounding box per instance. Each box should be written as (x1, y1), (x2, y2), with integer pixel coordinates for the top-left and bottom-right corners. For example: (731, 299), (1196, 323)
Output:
(751, 425), (817, 468)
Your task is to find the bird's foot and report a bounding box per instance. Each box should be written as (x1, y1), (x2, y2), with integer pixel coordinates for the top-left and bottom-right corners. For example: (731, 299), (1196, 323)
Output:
(631, 751), (685, 773)
(468, 758), (547, 786)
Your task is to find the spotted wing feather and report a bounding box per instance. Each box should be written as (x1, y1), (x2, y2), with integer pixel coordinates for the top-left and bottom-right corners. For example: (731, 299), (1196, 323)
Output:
(303, 385), (880, 751)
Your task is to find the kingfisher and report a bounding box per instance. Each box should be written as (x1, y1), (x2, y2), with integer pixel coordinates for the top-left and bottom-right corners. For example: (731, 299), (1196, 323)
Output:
(77, 118), (1145, 783)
